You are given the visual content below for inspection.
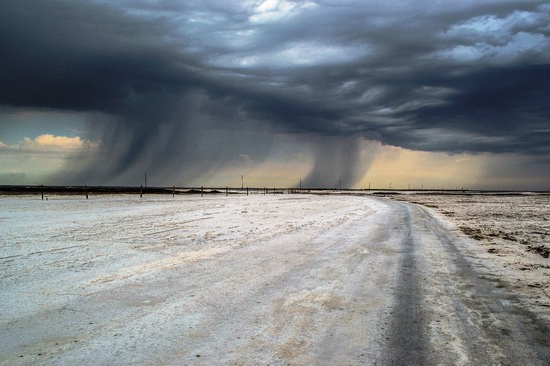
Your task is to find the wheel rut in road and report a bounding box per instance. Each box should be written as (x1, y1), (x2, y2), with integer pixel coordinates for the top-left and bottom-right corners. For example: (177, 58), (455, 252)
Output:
(378, 198), (550, 365)
(2, 195), (550, 365)
(383, 203), (429, 365)
(417, 202), (550, 365)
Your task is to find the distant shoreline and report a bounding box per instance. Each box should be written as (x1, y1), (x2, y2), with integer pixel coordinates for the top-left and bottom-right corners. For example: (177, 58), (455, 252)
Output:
(1, 185), (549, 196)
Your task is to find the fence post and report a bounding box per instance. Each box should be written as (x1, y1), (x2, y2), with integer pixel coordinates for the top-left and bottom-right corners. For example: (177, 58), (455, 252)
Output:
(41, 184), (44, 200)
(140, 185), (143, 198)
(173, 186), (175, 197)
(247, 187), (249, 196)
(226, 187), (228, 196)
(85, 185), (88, 199)
(201, 186), (203, 197)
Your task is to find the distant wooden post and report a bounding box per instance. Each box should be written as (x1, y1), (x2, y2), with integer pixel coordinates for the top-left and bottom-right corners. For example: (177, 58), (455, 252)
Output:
(85, 185), (88, 199)
(201, 186), (203, 197)
(226, 187), (228, 196)
(41, 184), (44, 200)
(140, 185), (143, 198)
(246, 187), (249, 196)
(173, 186), (175, 197)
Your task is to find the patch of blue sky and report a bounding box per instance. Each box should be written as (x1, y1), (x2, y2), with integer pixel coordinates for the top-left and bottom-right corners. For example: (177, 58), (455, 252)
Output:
(0, 109), (89, 144)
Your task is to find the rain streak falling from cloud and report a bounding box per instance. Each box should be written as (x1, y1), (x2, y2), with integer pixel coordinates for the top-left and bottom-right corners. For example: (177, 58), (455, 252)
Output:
(0, 0), (549, 187)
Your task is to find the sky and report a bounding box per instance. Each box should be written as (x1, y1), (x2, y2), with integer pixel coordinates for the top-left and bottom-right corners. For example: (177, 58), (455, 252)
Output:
(0, 0), (549, 190)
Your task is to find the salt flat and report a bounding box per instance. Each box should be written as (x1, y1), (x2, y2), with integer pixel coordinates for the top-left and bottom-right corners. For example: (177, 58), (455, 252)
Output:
(1, 193), (549, 365)
(391, 192), (550, 321)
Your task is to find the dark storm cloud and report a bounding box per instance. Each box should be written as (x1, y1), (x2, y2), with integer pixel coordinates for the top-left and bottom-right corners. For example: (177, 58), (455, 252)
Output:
(0, 0), (549, 185)
(0, 0), (200, 112)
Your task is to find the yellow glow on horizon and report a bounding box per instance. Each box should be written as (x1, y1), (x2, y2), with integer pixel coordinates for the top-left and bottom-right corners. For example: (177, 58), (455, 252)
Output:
(358, 144), (484, 190)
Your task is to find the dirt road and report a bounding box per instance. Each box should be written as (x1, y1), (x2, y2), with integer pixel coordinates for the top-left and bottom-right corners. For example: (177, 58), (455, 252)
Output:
(1, 195), (549, 365)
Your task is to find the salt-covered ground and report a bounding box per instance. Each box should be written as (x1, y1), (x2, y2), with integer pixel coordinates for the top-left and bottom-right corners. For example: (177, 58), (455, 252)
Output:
(1, 192), (549, 365)
(390, 192), (550, 320)
(1, 194), (394, 365)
